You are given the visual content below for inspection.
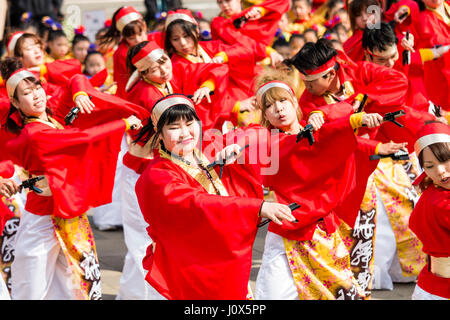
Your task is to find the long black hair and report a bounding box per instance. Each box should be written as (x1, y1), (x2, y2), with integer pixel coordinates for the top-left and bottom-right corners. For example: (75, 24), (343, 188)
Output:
(164, 19), (199, 57)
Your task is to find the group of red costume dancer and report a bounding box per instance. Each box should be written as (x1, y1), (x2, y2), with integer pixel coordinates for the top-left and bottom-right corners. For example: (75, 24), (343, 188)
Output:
(0, 0), (448, 301)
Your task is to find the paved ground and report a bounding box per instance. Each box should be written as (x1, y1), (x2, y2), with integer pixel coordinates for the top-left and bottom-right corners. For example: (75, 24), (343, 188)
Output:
(89, 215), (416, 301)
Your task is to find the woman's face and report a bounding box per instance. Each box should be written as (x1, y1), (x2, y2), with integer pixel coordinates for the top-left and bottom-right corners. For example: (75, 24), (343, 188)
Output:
(355, 8), (376, 30)
(142, 56), (173, 84)
(264, 95), (298, 131)
(14, 80), (47, 118)
(19, 38), (44, 68)
(169, 24), (197, 56)
(73, 40), (90, 63)
(124, 29), (148, 47)
(217, 0), (242, 17)
(161, 117), (200, 156)
(422, 145), (450, 189)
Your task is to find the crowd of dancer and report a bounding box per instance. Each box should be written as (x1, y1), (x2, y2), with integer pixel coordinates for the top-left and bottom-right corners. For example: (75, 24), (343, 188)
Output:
(0, 0), (448, 301)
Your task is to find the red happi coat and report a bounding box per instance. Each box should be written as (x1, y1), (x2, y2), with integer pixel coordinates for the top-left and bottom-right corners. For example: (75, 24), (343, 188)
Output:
(135, 152), (264, 300)
(409, 184), (450, 299)
(222, 114), (378, 240)
(415, 4), (450, 110)
(263, 119), (377, 240)
(126, 62), (234, 130)
(299, 58), (435, 152)
(211, 0), (290, 47)
(5, 75), (150, 219)
(384, 0), (421, 38)
(170, 40), (267, 109)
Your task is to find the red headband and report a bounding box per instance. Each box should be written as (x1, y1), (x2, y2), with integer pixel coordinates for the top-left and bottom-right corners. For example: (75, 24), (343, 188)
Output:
(301, 56), (337, 81)
(116, 6), (142, 32)
(413, 122), (450, 185)
(165, 9), (198, 28)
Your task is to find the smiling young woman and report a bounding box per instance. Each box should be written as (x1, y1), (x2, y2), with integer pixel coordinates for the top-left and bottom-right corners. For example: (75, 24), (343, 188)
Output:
(0, 58), (143, 300)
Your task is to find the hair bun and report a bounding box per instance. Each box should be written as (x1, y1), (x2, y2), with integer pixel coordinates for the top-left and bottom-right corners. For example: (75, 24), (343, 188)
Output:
(0, 57), (23, 80)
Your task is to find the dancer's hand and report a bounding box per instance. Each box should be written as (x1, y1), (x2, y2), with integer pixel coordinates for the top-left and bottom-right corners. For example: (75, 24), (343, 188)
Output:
(0, 178), (20, 198)
(378, 141), (408, 155)
(361, 113), (384, 128)
(307, 112), (325, 131)
(125, 115), (143, 130)
(75, 94), (95, 114)
(260, 202), (297, 225)
(192, 87), (212, 104)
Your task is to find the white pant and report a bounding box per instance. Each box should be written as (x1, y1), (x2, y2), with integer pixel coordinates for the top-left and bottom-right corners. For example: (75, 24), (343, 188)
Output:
(10, 210), (76, 300)
(372, 188), (416, 290)
(116, 166), (165, 300)
(412, 285), (447, 300)
(92, 135), (127, 229)
(0, 277), (10, 300)
(255, 232), (299, 300)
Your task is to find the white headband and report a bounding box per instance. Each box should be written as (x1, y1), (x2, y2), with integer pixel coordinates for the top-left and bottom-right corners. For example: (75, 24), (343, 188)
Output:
(116, 12), (142, 32)
(256, 82), (294, 100)
(414, 133), (450, 155)
(165, 13), (197, 28)
(134, 48), (165, 71)
(151, 96), (195, 126)
(6, 70), (36, 99)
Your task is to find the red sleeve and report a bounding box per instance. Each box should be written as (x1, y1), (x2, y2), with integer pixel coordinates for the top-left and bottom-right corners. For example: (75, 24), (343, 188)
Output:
(299, 95), (354, 121)
(356, 61), (409, 114)
(172, 60), (236, 130)
(6, 120), (127, 219)
(45, 59), (82, 86)
(211, 0), (289, 46)
(88, 68), (108, 88)
(265, 116), (360, 240)
(122, 152), (151, 175)
(51, 73), (150, 130)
